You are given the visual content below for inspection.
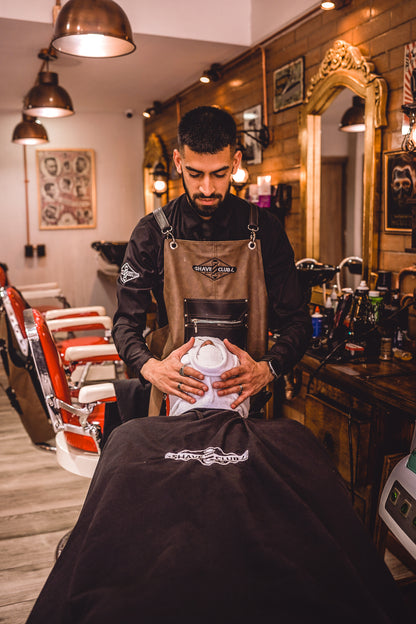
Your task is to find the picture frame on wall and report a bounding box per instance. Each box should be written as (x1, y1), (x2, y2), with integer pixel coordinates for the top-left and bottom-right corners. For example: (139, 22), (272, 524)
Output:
(36, 148), (96, 230)
(243, 104), (263, 165)
(384, 150), (414, 233)
(273, 57), (304, 113)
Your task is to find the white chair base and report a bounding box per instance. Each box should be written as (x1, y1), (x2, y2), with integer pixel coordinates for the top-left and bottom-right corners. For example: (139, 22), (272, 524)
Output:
(55, 431), (99, 478)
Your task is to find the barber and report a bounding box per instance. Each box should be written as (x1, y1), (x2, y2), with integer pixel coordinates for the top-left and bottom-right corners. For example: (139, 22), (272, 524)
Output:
(113, 106), (312, 415)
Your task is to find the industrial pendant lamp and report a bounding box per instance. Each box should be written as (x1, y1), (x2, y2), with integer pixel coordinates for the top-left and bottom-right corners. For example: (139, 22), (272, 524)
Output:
(23, 70), (74, 118)
(339, 96), (365, 133)
(52, 0), (136, 58)
(12, 114), (49, 145)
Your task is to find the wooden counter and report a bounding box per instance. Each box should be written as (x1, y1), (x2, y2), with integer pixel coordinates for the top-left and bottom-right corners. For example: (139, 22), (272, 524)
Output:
(281, 352), (416, 533)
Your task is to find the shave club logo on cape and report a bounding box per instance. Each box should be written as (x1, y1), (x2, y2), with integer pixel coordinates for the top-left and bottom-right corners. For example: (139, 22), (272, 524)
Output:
(165, 446), (249, 467)
(192, 258), (237, 281)
(120, 262), (141, 284)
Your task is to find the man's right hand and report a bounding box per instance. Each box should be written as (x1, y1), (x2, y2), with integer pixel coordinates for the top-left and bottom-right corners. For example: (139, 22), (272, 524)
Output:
(140, 338), (208, 404)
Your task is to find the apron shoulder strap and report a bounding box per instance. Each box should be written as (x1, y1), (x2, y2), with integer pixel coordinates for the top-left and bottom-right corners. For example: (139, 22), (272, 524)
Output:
(248, 203), (259, 250)
(248, 203), (259, 229)
(152, 207), (178, 249)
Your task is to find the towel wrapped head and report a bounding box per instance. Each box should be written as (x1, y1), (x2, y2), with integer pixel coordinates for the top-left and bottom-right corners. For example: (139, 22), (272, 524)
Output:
(168, 336), (249, 418)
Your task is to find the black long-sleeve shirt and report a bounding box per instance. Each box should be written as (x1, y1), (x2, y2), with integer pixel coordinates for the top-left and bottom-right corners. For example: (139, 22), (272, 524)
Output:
(112, 193), (311, 377)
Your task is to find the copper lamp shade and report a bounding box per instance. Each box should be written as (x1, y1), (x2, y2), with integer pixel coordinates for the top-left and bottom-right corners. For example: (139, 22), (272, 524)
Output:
(339, 96), (365, 133)
(52, 0), (136, 58)
(23, 71), (74, 118)
(12, 115), (49, 145)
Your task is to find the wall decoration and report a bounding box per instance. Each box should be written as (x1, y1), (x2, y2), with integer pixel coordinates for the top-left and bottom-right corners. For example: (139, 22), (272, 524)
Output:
(384, 150), (415, 232)
(243, 104), (263, 165)
(273, 57), (304, 113)
(403, 41), (416, 132)
(36, 149), (96, 229)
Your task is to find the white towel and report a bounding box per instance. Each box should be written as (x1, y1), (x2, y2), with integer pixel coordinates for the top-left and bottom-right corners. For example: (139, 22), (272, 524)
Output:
(168, 336), (249, 418)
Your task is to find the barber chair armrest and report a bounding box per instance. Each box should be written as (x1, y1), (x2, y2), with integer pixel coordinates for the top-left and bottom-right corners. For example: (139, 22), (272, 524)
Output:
(44, 306), (106, 320)
(17, 281), (59, 291)
(65, 343), (119, 363)
(20, 288), (64, 301)
(47, 315), (113, 332)
(78, 382), (115, 404)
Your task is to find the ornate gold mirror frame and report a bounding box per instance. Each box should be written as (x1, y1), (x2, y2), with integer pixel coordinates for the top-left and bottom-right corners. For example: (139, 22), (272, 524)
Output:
(299, 40), (388, 281)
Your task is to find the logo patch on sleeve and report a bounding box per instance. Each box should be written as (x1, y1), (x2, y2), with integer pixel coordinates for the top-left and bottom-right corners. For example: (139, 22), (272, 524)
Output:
(120, 262), (141, 284)
(192, 257), (237, 281)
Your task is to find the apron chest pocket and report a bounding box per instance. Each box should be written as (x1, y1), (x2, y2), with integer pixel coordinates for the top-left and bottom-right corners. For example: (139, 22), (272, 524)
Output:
(184, 298), (248, 349)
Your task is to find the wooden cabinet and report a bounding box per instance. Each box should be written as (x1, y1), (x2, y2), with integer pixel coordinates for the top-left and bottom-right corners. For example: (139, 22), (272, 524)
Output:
(281, 354), (416, 533)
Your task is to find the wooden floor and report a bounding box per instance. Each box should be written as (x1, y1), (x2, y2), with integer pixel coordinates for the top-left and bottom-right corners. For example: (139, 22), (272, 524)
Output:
(0, 369), (90, 624)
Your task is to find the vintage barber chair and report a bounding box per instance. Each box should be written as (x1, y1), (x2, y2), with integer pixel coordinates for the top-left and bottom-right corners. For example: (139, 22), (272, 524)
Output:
(24, 307), (117, 478)
(0, 285), (121, 446)
(0, 261), (70, 309)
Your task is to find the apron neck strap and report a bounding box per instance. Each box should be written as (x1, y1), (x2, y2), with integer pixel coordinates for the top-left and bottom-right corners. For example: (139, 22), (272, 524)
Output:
(153, 201), (260, 250)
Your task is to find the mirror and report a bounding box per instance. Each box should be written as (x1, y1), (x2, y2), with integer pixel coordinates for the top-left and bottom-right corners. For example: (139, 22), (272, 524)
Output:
(143, 133), (169, 215)
(299, 40), (388, 282)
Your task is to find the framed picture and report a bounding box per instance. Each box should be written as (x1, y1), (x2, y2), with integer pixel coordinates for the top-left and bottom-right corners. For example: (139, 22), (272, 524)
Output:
(36, 149), (96, 229)
(273, 57), (304, 113)
(384, 150), (415, 232)
(243, 104), (262, 165)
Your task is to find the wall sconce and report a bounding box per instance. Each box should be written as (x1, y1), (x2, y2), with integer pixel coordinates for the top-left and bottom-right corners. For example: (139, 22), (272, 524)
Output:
(339, 96), (365, 133)
(23, 48), (74, 118)
(320, 0), (351, 9)
(143, 101), (162, 119)
(200, 63), (221, 84)
(231, 143), (249, 192)
(238, 124), (270, 149)
(52, 0), (136, 58)
(12, 114), (49, 145)
(152, 162), (169, 196)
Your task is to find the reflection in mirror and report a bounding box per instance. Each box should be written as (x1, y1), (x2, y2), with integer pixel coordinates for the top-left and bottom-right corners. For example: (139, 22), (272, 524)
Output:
(299, 40), (388, 283)
(321, 88), (364, 289)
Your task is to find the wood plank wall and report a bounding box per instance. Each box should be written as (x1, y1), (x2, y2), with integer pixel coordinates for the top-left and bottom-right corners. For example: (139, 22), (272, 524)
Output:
(144, 0), (416, 282)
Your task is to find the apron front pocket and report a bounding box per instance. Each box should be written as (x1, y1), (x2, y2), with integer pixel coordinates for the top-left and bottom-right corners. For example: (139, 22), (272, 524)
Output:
(184, 298), (248, 349)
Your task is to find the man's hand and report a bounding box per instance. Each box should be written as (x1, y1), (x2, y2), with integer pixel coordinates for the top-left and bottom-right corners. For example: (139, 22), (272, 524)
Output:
(140, 337), (208, 405)
(212, 339), (274, 409)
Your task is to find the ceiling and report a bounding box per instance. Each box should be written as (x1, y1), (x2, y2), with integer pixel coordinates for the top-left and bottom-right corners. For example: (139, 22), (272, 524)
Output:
(0, 1), (319, 118)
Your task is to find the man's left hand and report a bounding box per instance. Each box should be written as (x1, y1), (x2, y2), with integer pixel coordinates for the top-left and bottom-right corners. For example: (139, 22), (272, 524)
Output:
(212, 339), (274, 409)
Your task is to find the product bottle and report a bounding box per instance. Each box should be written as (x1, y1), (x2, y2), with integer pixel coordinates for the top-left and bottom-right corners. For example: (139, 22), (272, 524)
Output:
(348, 280), (373, 341)
(311, 306), (323, 338)
(369, 290), (383, 323)
(330, 285), (339, 312)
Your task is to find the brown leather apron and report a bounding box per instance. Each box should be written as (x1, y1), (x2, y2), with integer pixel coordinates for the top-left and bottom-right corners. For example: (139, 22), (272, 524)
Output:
(147, 206), (269, 415)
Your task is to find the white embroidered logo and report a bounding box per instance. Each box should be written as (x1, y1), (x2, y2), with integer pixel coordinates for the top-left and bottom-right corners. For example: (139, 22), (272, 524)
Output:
(165, 446), (249, 466)
(120, 262), (140, 284)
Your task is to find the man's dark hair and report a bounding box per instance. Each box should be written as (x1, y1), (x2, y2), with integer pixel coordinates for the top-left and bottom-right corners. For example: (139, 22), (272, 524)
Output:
(178, 106), (237, 154)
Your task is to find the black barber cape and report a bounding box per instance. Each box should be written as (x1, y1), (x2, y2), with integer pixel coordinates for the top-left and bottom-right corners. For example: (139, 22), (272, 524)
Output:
(26, 412), (408, 624)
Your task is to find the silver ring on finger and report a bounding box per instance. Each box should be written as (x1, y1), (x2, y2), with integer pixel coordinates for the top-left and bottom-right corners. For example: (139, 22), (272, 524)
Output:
(238, 384), (243, 396)
(179, 365), (186, 377)
(177, 382), (182, 392)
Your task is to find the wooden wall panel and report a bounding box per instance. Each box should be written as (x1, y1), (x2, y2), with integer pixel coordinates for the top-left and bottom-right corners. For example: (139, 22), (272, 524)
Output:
(144, 0), (416, 279)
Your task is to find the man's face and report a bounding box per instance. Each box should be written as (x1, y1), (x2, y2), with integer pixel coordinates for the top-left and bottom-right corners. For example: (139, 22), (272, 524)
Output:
(45, 158), (58, 176)
(173, 146), (241, 218)
(391, 165), (414, 205)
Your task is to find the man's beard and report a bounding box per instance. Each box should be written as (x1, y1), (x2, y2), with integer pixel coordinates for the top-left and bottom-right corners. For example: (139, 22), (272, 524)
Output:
(182, 176), (230, 218)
